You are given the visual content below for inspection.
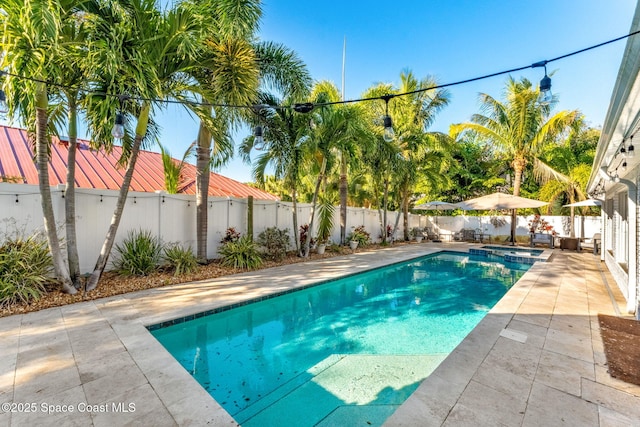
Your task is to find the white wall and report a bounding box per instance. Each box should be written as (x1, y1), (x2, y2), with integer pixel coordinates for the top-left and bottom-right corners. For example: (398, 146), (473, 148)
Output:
(0, 183), (602, 272)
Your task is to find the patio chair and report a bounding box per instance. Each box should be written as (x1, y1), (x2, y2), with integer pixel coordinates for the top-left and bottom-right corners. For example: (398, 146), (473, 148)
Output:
(423, 227), (438, 241)
(462, 229), (476, 242)
(580, 233), (601, 254)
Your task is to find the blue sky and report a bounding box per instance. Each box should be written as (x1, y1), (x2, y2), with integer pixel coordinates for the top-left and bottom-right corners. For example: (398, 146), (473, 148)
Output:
(3, 1), (637, 183)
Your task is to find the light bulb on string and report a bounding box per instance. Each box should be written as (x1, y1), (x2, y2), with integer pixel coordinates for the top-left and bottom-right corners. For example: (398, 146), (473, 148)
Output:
(627, 136), (635, 158)
(538, 65), (552, 105)
(383, 115), (395, 142)
(381, 95), (395, 142)
(0, 90), (8, 114)
(253, 125), (265, 150)
(111, 112), (125, 139)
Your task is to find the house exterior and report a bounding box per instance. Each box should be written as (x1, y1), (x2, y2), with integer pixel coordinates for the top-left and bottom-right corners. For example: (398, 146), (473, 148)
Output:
(0, 125), (278, 200)
(587, 3), (640, 318)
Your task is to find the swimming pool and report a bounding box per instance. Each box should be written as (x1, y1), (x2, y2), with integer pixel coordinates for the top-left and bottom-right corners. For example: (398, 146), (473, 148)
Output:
(150, 251), (530, 426)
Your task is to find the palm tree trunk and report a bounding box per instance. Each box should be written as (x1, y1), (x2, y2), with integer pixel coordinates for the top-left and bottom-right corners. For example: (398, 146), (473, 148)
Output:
(339, 154), (347, 245)
(304, 157), (326, 257)
(196, 122), (211, 262)
(291, 186), (300, 255)
(382, 178), (389, 243)
(86, 104), (150, 291)
(511, 158), (525, 244)
(65, 96), (81, 287)
(402, 192), (410, 241)
(35, 82), (76, 295)
(570, 206), (576, 238)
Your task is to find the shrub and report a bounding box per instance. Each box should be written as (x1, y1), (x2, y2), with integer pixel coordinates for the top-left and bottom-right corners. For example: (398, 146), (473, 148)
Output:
(164, 244), (199, 276)
(257, 227), (290, 261)
(218, 236), (263, 270)
(0, 235), (52, 307)
(220, 227), (241, 245)
(347, 225), (371, 247)
(113, 229), (163, 276)
(299, 224), (315, 247)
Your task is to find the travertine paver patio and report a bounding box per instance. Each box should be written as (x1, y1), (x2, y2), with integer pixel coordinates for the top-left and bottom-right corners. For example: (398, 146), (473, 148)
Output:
(0, 243), (638, 426)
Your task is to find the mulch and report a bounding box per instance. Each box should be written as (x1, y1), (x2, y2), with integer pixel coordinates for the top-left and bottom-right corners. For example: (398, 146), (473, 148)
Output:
(598, 313), (640, 386)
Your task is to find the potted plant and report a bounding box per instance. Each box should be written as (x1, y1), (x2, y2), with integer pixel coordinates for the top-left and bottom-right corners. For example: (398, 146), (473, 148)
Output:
(411, 227), (424, 243)
(347, 225), (370, 250)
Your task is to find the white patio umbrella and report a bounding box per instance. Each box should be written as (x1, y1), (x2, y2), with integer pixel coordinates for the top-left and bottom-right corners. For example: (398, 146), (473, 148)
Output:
(456, 193), (549, 210)
(456, 193), (548, 245)
(414, 201), (458, 242)
(562, 199), (602, 207)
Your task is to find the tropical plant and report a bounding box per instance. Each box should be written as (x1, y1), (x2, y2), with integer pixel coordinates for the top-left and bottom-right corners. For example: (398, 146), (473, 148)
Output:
(160, 142), (195, 194)
(316, 195), (335, 244)
(0, 235), (53, 307)
(387, 70), (451, 240)
(301, 81), (368, 256)
(218, 236), (263, 270)
(163, 244), (199, 276)
(113, 230), (164, 276)
(298, 224), (315, 249)
(193, 5), (310, 261)
(240, 90), (311, 255)
(536, 126), (598, 237)
(257, 227), (290, 261)
(220, 227), (241, 245)
(347, 225), (371, 247)
(83, 0), (217, 290)
(451, 77), (580, 241)
(0, 0), (77, 294)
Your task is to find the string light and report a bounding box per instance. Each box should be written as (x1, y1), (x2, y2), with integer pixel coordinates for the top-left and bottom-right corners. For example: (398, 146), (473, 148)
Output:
(534, 61), (552, 105)
(627, 135), (635, 158)
(381, 95), (395, 142)
(111, 112), (125, 139)
(0, 89), (8, 114)
(253, 125), (265, 150)
(1, 30), (640, 135)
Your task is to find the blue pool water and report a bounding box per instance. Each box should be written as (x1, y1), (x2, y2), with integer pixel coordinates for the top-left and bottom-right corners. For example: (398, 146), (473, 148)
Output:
(150, 252), (530, 426)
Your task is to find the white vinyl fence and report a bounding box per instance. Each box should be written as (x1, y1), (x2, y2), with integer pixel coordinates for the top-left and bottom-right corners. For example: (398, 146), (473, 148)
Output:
(0, 183), (601, 273)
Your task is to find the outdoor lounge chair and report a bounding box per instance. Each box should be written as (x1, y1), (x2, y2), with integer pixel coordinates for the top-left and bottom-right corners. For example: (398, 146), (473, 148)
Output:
(580, 233), (601, 254)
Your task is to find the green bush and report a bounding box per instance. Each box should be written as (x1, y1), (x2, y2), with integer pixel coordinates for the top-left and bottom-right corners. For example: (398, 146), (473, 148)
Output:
(257, 227), (290, 261)
(347, 225), (371, 247)
(218, 236), (263, 270)
(164, 244), (199, 276)
(113, 230), (163, 276)
(0, 235), (52, 307)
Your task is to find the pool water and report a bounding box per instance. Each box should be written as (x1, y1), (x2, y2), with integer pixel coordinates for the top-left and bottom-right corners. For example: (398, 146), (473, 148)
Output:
(481, 245), (544, 257)
(150, 252), (529, 427)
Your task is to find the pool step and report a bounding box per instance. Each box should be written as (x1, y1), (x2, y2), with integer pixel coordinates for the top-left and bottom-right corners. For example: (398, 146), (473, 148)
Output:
(238, 354), (447, 427)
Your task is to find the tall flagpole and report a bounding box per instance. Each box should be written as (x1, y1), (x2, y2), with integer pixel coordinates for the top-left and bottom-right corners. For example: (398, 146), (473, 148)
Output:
(341, 36), (346, 101)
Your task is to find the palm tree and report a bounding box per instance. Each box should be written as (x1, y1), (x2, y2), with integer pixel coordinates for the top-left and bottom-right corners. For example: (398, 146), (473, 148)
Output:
(82, 0), (219, 290)
(537, 126), (597, 237)
(160, 142), (195, 194)
(239, 92), (311, 254)
(360, 82), (406, 243)
(301, 81), (367, 256)
(190, 5), (309, 261)
(388, 71), (451, 240)
(0, 0), (77, 294)
(451, 77), (580, 242)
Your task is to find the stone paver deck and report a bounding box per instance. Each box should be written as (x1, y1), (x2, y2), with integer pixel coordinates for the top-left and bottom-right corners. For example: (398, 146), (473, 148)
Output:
(1, 243), (638, 426)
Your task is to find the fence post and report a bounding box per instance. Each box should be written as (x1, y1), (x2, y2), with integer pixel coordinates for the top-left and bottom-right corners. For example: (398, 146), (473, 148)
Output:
(247, 195), (254, 241)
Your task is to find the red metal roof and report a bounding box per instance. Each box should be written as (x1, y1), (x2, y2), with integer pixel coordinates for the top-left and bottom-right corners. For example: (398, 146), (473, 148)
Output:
(0, 125), (278, 200)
